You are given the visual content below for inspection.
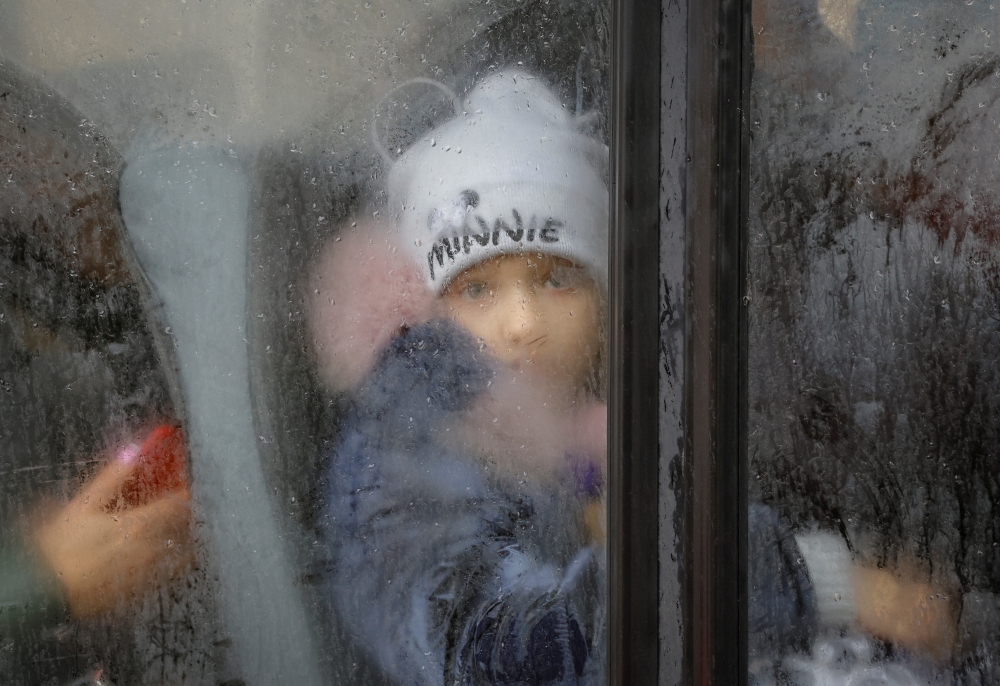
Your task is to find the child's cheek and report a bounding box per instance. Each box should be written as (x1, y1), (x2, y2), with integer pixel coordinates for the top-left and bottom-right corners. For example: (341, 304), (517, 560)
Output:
(440, 300), (492, 352)
(431, 295), (456, 322)
(540, 305), (601, 387)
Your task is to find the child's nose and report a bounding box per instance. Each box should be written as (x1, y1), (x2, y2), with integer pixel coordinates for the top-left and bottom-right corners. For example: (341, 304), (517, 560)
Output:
(497, 287), (538, 354)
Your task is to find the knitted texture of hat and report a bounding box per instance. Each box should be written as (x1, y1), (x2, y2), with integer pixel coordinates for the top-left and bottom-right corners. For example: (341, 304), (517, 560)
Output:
(387, 70), (608, 292)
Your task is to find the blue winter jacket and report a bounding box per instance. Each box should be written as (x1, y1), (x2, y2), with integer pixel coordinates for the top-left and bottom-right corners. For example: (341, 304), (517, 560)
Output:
(324, 321), (600, 685)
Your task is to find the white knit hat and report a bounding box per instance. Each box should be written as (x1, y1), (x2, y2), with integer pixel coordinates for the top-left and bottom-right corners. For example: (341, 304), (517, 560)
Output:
(386, 70), (608, 292)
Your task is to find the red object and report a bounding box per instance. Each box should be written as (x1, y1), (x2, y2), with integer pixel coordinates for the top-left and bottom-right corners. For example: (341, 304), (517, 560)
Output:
(119, 424), (188, 508)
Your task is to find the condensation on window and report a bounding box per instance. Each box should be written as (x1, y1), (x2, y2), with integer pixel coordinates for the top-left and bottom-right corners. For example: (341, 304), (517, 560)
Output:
(748, 0), (1000, 683)
(0, 1), (610, 684)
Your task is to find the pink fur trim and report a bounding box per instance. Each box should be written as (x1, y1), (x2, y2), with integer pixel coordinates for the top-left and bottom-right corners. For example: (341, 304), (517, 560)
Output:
(306, 220), (434, 393)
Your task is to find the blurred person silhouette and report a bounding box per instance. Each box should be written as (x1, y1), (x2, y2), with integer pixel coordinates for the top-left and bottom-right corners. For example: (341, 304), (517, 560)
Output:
(0, 62), (192, 683)
(747, 0), (1000, 674)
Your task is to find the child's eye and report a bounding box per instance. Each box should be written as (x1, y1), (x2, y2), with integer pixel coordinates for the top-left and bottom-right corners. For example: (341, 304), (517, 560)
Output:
(464, 281), (489, 299)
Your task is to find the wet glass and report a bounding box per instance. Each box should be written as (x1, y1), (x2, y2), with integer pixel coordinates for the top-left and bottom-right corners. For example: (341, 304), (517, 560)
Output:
(0, 1), (610, 684)
(748, 0), (1000, 682)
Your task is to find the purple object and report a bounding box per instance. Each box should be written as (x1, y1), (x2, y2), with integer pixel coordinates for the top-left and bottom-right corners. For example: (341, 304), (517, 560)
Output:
(566, 452), (603, 498)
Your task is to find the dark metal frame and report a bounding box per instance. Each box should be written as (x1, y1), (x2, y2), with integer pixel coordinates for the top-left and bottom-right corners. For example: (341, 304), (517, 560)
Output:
(685, 0), (751, 683)
(607, 0), (662, 681)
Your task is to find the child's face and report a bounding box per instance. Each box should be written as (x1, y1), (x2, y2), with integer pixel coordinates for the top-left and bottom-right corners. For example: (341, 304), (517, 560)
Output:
(441, 253), (603, 394)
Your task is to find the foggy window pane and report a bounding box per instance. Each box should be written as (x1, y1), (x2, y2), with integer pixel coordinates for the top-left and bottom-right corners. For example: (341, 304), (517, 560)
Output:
(0, 1), (610, 683)
(748, 1), (1000, 682)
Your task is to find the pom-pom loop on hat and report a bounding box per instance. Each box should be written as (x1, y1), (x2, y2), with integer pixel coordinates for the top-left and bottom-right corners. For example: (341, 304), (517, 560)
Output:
(372, 78), (463, 166)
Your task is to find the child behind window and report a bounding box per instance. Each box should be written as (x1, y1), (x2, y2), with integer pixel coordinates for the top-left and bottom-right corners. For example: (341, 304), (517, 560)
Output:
(310, 70), (609, 685)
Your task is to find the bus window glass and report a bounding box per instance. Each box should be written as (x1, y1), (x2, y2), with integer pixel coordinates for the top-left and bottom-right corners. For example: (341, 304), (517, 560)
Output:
(0, 1), (610, 683)
(748, 1), (1000, 682)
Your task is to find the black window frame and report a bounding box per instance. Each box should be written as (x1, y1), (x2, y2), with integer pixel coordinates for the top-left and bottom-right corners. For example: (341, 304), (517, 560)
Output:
(607, 0), (662, 680)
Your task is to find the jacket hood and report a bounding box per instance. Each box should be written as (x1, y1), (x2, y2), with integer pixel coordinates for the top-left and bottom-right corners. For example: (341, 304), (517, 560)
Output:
(305, 219), (435, 393)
